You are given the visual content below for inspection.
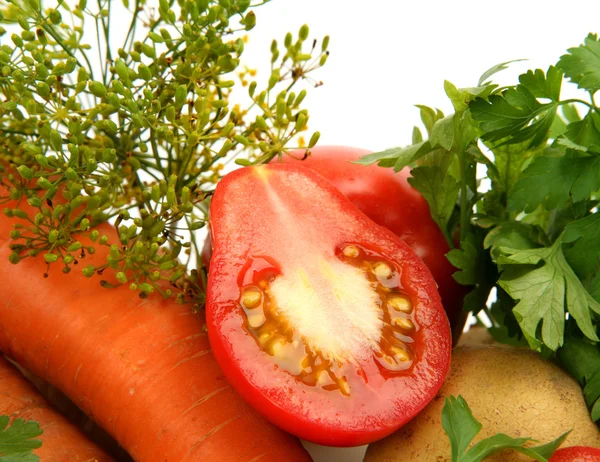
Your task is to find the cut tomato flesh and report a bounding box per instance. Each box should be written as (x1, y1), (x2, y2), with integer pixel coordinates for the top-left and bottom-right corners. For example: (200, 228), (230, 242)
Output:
(206, 164), (451, 447)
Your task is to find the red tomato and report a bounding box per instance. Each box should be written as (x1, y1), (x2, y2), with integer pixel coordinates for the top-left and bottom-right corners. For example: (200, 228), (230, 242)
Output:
(550, 446), (600, 462)
(279, 146), (468, 339)
(206, 164), (451, 446)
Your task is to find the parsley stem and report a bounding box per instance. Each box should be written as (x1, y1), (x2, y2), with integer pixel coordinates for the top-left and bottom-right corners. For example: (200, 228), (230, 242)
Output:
(560, 99), (599, 113)
(457, 147), (469, 245)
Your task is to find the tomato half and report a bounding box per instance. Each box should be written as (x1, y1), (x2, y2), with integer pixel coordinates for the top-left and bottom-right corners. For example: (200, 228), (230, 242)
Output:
(550, 446), (600, 461)
(280, 146), (468, 339)
(206, 164), (451, 446)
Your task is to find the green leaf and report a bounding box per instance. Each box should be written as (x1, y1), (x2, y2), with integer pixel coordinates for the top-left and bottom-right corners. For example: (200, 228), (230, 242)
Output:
(558, 329), (600, 422)
(464, 432), (568, 462)
(353, 141), (433, 172)
(447, 230), (497, 315)
(470, 70), (558, 148)
(430, 114), (455, 150)
(561, 103), (581, 123)
(483, 221), (542, 260)
(488, 288), (528, 347)
(508, 156), (600, 213)
(444, 80), (496, 113)
(442, 396), (482, 461)
(488, 140), (541, 194)
(442, 395), (567, 462)
(563, 212), (600, 279)
(416, 105), (444, 136)
(586, 273), (600, 303)
(407, 166), (459, 231)
(498, 240), (600, 351)
(518, 66), (562, 101)
(478, 59), (526, 86)
(558, 33), (600, 93)
(0, 417), (42, 461)
(563, 112), (600, 151)
(447, 236), (480, 286)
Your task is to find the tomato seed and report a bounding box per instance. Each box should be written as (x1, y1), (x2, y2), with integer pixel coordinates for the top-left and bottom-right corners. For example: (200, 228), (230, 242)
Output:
(372, 261), (392, 279)
(342, 245), (360, 258)
(242, 287), (262, 309)
(394, 317), (414, 331)
(387, 295), (412, 313)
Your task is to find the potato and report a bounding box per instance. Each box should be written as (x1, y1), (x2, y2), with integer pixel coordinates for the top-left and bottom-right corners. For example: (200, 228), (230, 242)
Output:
(365, 346), (600, 462)
(457, 327), (503, 347)
(457, 327), (527, 348)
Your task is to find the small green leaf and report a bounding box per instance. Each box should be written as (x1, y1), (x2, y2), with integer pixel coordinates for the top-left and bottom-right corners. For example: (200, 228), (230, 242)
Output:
(471, 70), (558, 148)
(442, 396), (482, 461)
(430, 114), (455, 150)
(407, 166), (459, 231)
(563, 212), (600, 280)
(0, 416), (42, 461)
(508, 156), (600, 213)
(442, 395), (568, 462)
(558, 33), (600, 93)
(478, 59), (526, 86)
(518, 66), (562, 101)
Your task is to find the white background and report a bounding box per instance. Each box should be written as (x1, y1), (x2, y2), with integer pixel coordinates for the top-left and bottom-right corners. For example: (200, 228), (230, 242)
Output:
(105, 1), (600, 460)
(242, 0), (600, 153)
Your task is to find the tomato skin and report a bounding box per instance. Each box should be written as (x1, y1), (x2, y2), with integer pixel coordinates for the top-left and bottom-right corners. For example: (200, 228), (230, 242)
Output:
(279, 146), (468, 339)
(206, 164), (451, 446)
(550, 447), (600, 462)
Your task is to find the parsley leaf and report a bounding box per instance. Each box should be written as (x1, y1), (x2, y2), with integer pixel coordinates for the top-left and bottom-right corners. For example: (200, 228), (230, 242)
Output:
(447, 233), (497, 314)
(442, 395), (569, 462)
(488, 288), (529, 347)
(497, 239), (600, 351)
(430, 114), (455, 151)
(563, 212), (600, 279)
(444, 80), (496, 113)
(478, 59), (526, 86)
(352, 141), (433, 171)
(558, 33), (600, 93)
(470, 68), (560, 148)
(563, 111), (600, 150)
(558, 328), (600, 422)
(407, 166), (459, 232)
(518, 67), (562, 101)
(0, 416), (42, 462)
(508, 155), (600, 213)
(487, 140), (543, 195)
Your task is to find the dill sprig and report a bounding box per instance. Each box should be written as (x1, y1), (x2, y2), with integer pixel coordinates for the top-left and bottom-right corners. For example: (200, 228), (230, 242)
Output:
(0, 0), (327, 307)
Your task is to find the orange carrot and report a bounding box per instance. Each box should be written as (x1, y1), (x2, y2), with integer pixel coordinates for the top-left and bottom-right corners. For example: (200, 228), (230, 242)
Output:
(0, 209), (310, 461)
(0, 355), (113, 461)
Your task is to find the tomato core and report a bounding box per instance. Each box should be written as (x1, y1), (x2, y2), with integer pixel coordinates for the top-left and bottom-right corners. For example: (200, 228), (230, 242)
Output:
(236, 243), (418, 398)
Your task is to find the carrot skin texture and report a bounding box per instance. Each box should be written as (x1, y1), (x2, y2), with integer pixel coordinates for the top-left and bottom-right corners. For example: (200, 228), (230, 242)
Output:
(0, 216), (311, 461)
(0, 356), (113, 462)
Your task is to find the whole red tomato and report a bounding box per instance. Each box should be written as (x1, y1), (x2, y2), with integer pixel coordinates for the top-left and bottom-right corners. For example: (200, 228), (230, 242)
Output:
(550, 446), (600, 461)
(206, 164), (451, 446)
(279, 146), (468, 339)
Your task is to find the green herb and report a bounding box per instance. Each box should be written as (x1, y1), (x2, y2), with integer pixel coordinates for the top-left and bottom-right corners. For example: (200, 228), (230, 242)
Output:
(442, 395), (568, 462)
(359, 33), (600, 422)
(0, 416), (42, 462)
(0, 0), (327, 306)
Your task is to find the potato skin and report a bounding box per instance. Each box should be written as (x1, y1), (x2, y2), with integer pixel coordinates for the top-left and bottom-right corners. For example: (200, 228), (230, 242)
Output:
(365, 346), (600, 462)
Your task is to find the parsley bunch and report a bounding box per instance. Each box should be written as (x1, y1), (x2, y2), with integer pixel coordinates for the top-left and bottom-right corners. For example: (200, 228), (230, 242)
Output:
(359, 33), (600, 424)
(0, 0), (327, 306)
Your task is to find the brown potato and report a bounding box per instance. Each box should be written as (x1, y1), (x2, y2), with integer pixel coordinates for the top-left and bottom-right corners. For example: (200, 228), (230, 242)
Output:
(365, 346), (600, 462)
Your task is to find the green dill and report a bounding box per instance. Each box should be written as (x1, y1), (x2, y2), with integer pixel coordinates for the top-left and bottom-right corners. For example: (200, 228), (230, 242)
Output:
(0, 0), (328, 306)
